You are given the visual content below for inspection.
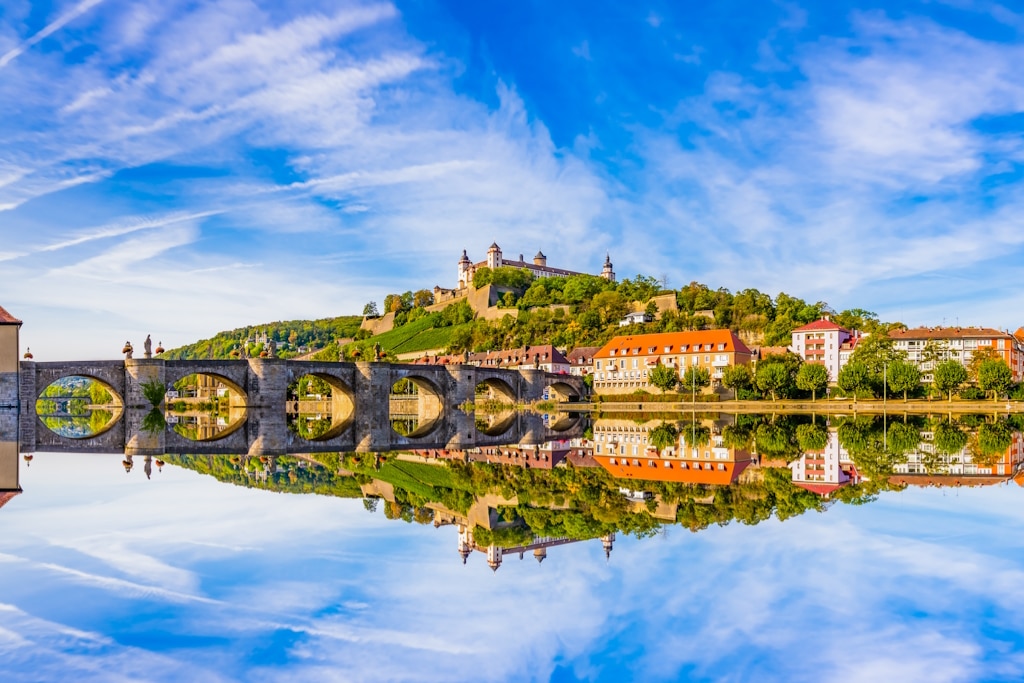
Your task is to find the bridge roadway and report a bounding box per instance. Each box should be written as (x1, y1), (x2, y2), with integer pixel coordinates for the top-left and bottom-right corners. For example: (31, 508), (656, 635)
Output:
(11, 358), (584, 456)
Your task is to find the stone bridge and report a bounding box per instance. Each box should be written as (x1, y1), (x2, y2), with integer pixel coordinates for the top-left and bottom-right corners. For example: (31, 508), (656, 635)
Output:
(11, 358), (585, 456)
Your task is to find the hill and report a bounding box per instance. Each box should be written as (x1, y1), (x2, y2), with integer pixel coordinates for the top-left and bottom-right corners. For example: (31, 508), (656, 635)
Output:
(162, 316), (362, 360)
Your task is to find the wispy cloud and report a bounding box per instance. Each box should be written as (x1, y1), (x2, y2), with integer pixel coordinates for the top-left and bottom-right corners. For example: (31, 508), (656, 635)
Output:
(0, 0), (106, 69)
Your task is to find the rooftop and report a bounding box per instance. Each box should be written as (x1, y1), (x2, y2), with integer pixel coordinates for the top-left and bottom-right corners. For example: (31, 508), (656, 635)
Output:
(791, 318), (851, 334)
(594, 329), (753, 359)
(0, 305), (22, 325)
(595, 455), (751, 485)
(889, 326), (1011, 341)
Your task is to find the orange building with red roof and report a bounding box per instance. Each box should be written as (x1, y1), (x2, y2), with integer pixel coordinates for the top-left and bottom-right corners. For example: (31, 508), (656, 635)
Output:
(591, 330), (754, 395)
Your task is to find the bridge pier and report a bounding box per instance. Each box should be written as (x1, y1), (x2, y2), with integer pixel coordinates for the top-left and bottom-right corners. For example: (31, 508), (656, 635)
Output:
(352, 362), (393, 452)
(125, 359), (165, 407)
(124, 407), (164, 456)
(17, 361), (36, 452)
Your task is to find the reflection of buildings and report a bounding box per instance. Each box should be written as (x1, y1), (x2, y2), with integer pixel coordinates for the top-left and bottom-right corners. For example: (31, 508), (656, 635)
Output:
(0, 437), (21, 511)
(789, 428), (861, 497)
(457, 522), (615, 572)
(893, 429), (1024, 485)
(413, 440), (571, 470)
(592, 418), (754, 485)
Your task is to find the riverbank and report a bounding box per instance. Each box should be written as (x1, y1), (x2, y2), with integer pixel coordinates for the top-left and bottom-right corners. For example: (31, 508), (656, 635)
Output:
(558, 398), (1024, 414)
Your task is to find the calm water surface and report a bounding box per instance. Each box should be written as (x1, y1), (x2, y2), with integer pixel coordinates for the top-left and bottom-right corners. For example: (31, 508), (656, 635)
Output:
(3, 446), (1024, 682)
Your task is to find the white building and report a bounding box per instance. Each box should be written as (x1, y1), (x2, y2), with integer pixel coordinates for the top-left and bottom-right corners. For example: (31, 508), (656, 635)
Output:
(789, 317), (854, 382)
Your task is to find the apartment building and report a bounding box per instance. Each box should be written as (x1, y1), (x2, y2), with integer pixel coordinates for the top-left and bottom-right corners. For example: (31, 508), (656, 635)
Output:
(788, 428), (860, 497)
(591, 330), (754, 395)
(591, 418), (754, 485)
(789, 317), (855, 382)
(888, 327), (1024, 382)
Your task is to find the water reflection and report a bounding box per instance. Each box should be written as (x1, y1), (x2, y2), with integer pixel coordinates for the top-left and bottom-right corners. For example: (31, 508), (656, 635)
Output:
(12, 411), (1024, 570)
(35, 375), (121, 438)
(4, 410), (1024, 681)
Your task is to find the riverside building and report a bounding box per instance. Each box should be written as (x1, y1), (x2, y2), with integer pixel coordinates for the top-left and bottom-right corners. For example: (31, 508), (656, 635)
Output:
(888, 327), (1024, 382)
(591, 330), (754, 395)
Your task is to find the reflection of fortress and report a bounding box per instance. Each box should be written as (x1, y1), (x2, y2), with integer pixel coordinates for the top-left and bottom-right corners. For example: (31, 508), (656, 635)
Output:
(457, 522), (615, 572)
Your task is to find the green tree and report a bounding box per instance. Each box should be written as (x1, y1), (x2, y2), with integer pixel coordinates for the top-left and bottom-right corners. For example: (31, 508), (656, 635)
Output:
(648, 422), (679, 453)
(795, 363), (829, 401)
(837, 361), (873, 402)
(362, 301), (379, 317)
(886, 360), (921, 400)
(933, 420), (968, 454)
(413, 289), (434, 308)
(755, 363), (791, 401)
(721, 364), (753, 399)
(648, 363), (680, 394)
(977, 359), (1013, 401)
(680, 366), (711, 398)
(849, 333), (904, 375)
(933, 360), (968, 401)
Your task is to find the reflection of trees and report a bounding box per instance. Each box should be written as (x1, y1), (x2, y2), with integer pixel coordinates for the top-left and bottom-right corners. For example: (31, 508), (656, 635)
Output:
(835, 416), (906, 482)
(795, 423), (828, 452)
(648, 422), (679, 453)
(289, 414), (334, 440)
(933, 420), (968, 455)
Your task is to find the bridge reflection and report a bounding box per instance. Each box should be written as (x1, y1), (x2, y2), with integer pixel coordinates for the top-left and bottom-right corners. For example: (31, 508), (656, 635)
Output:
(14, 358), (584, 455)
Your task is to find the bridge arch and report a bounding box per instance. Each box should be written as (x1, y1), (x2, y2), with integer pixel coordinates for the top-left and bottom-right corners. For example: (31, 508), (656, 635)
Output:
(34, 373), (125, 441)
(475, 377), (518, 404)
(547, 380), (582, 402)
(287, 371), (355, 442)
(389, 372), (445, 439)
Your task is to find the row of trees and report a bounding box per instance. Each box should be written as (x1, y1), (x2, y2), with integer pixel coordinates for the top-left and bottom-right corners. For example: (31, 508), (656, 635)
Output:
(646, 345), (1016, 403)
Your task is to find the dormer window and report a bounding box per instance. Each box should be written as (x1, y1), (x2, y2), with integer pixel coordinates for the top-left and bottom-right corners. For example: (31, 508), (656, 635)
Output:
(664, 346), (672, 353)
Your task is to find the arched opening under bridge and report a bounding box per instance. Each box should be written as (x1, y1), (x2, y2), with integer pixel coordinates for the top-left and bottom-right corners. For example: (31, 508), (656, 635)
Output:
(390, 375), (444, 439)
(35, 375), (123, 440)
(286, 372), (355, 441)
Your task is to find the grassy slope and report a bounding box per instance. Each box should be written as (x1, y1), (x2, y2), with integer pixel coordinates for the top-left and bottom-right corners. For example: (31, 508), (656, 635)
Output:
(366, 316), (473, 355)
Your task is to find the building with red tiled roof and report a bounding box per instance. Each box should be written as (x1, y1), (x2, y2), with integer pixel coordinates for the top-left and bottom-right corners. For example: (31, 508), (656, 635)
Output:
(888, 326), (1024, 382)
(566, 346), (600, 376)
(411, 345), (570, 373)
(789, 316), (856, 382)
(0, 305), (22, 325)
(591, 330), (753, 395)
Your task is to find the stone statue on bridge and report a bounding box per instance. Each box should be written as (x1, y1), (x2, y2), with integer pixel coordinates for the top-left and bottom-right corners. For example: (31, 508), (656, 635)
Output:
(122, 341), (133, 359)
(267, 340), (276, 358)
(144, 335), (152, 359)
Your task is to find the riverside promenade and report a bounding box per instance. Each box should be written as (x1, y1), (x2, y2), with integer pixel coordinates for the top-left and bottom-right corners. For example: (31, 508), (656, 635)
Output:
(561, 398), (1024, 415)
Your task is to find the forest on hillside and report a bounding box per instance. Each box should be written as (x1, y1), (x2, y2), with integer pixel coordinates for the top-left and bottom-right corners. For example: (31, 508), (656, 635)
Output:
(162, 316), (362, 360)
(337, 268), (894, 361)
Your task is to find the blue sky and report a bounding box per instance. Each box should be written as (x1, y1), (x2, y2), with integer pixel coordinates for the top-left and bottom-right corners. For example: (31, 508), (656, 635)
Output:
(2, 1), (1024, 358)
(2, 453), (1024, 681)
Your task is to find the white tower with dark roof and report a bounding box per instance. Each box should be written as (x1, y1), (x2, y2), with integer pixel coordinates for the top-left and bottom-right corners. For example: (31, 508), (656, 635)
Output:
(601, 254), (616, 282)
(486, 242), (503, 270)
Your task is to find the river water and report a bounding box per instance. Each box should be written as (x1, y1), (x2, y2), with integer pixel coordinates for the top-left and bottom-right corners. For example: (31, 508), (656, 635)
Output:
(2, 410), (1024, 682)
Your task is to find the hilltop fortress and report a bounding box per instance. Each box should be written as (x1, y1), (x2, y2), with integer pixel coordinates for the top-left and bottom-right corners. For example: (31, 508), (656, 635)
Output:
(361, 243), (616, 336)
(434, 242), (615, 310)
